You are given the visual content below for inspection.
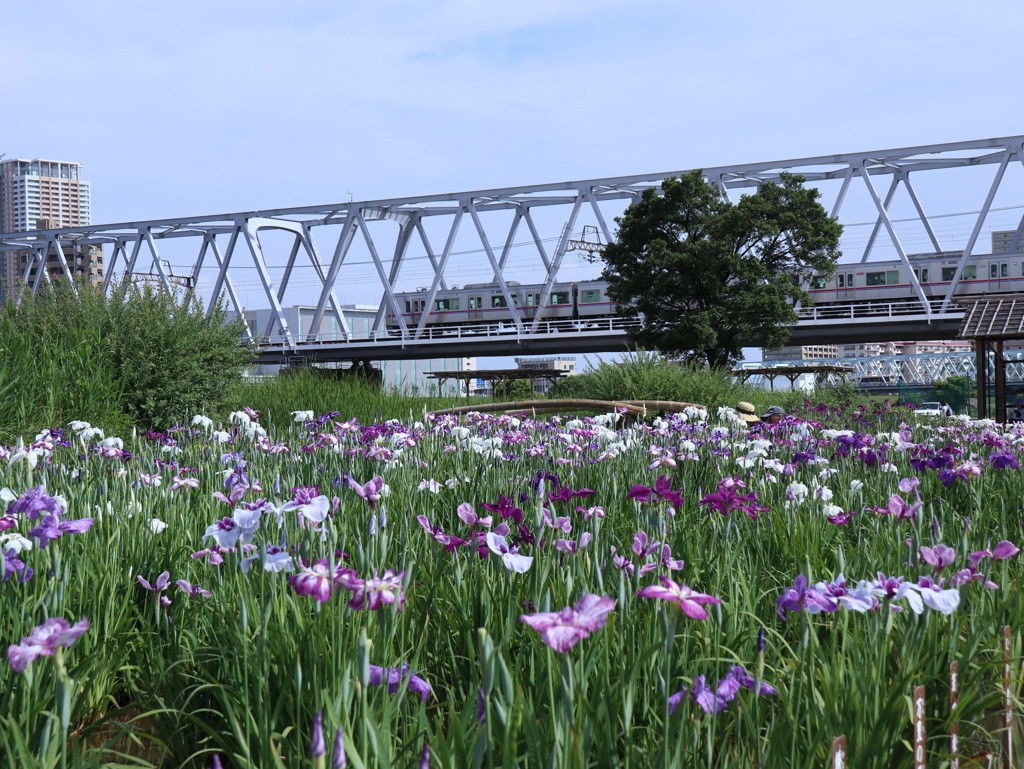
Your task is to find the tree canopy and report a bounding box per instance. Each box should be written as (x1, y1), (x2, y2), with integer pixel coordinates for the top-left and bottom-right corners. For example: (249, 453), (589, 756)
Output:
(600, 171), (842, 368)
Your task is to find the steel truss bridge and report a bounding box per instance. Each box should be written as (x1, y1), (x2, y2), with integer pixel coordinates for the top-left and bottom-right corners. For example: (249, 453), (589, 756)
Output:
(743, 350), (1024, 389)
(3, 135), (1024, 364)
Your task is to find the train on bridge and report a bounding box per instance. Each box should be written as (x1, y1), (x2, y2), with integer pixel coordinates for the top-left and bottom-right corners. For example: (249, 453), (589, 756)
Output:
(384, 250), (1024, 332)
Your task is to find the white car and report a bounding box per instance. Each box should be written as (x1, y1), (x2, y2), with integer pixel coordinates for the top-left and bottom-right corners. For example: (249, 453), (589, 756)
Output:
(913, 402), (945, 417)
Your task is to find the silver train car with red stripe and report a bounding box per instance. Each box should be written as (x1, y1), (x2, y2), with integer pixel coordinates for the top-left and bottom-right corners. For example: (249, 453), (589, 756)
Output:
(385, 280), (617, 330)
(384, 250), (1023, 332)
(808, 251), (1024, 305)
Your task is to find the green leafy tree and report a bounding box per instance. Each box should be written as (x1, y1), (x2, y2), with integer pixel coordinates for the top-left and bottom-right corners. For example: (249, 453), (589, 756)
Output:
(601, 171), (842, 368)
(931, 375), (973, 413)
(494, 378), (535, 400)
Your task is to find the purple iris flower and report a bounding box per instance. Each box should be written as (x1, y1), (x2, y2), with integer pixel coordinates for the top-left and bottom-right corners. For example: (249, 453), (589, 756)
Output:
(2, 548), (33, 582)
(280, 486), (330, 523)
(776, 575), (840, 620)
(367, 663), (431, 703)
(7, 616), (89, 672)
(419, 740), (431, 769)
(456, 502), (492, 529)
(310, 710), (326, 759)
(212, 484), (249, 507)
(486, 533), (533, 572)
(203, 508), (262, 548)
(990, 451), (1019, 470)
(175, 579), (213, 598)
(27, 514), (93, 548)
(138, 571), (172, 606)
(332, 726), (346, 768)
(637, 577), (721, 620)
(4, 485), (66, 520)
(520, 593), (615, 652)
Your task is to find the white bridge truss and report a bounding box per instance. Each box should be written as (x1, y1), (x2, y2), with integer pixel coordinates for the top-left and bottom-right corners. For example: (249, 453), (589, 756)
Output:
(749, 351), (1024, 388)
(3, 135), (1024, 359)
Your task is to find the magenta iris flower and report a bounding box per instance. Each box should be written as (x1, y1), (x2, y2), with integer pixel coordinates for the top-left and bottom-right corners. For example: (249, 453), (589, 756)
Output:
(520, 593), (615, 652)
(480, 496), (524, 524)
(288, 560), (337, 602)
(700, 477), (767, 520)
(336, 568), (406, 611)
(627, 475), (685, 512)
(8, 616), (89, 672)
(992, 540), (1021, 561)
(637, 577), (721, 619)
(347, 476), (385, 510)
(919, 544), (957, 572)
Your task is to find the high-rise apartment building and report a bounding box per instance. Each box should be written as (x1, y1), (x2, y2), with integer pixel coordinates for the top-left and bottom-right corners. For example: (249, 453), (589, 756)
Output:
(0, 158), (101, 296)
(0, 159), (91, 233)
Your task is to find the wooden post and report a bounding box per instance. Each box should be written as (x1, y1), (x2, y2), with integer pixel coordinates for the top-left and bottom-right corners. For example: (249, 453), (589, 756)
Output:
(950, 661), (959, 769)
(1004, 626), (1013, 767)
(913, 685), (927, 769)
(830, 735), (847, 769)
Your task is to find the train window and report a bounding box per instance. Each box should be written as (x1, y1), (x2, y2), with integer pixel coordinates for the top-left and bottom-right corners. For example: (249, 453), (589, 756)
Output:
(914, 268), (929, 283)
(812, 277), (826, 289)
(1002, 263), (1009, 278)
(837, 275), (845, 288)
(991, 264), (998, 279)
(865, 271), (899, 286)
(526, 293), (534, 306)
(435, 298), (460, 311)
(512, 294), (519, 306)
(469, 296), (479, 310)
(941, 266), (977, 281)
(551, 291), (570, 305)
(405, 301), (410, 313)
(580, 289), (601, 303)
(492, 295), (508, 308)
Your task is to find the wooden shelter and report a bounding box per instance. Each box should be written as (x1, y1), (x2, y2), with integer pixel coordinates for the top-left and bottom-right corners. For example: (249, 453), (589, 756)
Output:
(730, 364), (853, 391)
(956, 295), (1024, 422)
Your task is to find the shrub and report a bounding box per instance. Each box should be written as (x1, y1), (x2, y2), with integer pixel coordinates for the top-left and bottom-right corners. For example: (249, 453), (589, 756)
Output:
(102, 284), (255, 427)
(549, 350), (753, 407)
(0, 282), (255, 433)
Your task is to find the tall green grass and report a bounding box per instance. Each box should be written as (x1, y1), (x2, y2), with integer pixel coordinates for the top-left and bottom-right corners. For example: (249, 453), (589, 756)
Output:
(0, 402), (1021, 768)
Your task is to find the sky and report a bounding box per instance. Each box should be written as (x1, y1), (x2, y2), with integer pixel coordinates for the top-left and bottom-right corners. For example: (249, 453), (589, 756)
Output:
(5, 0), (1024, 366)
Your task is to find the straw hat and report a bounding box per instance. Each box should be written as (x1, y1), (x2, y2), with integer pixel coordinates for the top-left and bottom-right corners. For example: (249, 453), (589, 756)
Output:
(736, 402), (759, 423)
